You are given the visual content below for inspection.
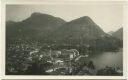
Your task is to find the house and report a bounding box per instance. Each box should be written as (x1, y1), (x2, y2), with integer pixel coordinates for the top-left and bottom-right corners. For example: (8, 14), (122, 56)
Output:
(54, 59), (65, 68)
(75, 55), (89, 66)
(60, 49), (79, 60)
(46, 49), (79, 69)
(29, 48), (39, 55)
(51, 51), (61, 58)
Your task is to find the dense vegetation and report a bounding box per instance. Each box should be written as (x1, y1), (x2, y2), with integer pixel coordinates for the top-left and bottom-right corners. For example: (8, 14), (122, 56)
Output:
(6, 38), (122, 75)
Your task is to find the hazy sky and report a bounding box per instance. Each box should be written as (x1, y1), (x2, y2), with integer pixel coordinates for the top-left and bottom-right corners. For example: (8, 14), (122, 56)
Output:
(6, 1), (124, 32)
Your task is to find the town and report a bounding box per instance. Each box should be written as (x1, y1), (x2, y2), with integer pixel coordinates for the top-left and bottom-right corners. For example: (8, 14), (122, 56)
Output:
(6, 39), (122, 75)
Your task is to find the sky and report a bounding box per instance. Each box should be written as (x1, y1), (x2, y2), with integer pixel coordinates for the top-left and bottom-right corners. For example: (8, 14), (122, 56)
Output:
(6, 1), (124, 32)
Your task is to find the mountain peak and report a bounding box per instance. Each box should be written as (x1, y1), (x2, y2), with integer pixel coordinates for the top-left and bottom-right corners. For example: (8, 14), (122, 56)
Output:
(80, 16), (91, 19)
(23, 12), (66, 25)
(70, 16), (96, 25)
(31, 12), (51, 17)
(112, 27), (123, 40)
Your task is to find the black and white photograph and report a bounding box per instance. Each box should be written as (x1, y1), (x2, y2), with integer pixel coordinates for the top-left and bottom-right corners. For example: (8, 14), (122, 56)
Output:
(6, 1), (124, 75)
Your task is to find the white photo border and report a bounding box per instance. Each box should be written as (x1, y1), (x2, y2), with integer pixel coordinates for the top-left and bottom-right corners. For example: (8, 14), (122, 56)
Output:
(1, 0), (128, 79)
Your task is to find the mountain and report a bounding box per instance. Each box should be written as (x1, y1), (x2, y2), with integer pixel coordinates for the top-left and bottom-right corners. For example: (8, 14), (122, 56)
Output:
(46, 16), (122, 52)
(49, 16), (106, 43)
(112, 28), (123, 40)
(6, 13), (122, 52)
(6, 12), (66, 41)
(108, 31), (114, 35)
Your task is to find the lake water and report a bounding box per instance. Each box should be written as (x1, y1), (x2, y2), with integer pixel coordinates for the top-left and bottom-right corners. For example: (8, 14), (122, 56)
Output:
(90, 49), (123, 70)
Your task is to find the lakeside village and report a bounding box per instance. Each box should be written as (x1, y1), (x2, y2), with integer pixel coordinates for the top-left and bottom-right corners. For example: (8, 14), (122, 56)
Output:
(6, 40), (123, 75)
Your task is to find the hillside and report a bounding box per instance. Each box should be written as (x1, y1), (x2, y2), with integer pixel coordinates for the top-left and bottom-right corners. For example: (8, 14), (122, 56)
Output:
(46, 16), (122, 52)
(6, 12), (122, 52)
(6, 12), (66, 41)
(112, 28), (123, 40)
(49, 16), (106, 42)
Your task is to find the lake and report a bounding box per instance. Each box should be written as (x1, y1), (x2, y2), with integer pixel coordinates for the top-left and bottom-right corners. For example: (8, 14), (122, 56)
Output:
(90, 49), (123, 70)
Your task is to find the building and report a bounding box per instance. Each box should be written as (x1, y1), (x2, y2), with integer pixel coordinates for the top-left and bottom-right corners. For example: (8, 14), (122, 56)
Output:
(59, 49), (79, 60)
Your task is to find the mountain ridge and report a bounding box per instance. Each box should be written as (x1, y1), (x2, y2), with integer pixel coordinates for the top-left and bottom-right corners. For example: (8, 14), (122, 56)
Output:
(6, 12), (122, 52)
(112, 27), (123, 40)
(6, 12), (66, 41)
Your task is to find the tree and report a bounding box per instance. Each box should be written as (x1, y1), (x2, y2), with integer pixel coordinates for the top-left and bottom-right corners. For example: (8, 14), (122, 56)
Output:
(87, 61), (95, 69)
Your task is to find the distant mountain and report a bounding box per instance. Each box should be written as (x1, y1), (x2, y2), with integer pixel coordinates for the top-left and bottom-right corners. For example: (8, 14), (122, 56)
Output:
(49, 16), (106, 43)
(46, 16), (122, 52)
(6, 21), (16, 25)
(108, 31), (114, 35)
(6, 12), (122, 52)
(112, 28), (123, 40)
(6, 12), (66, 41)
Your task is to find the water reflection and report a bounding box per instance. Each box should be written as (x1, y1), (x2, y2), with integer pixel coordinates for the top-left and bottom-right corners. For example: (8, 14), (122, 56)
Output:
(90, 49), (123, 70)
